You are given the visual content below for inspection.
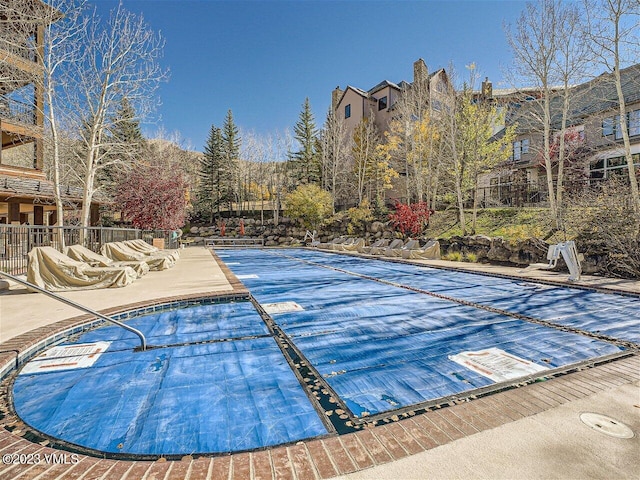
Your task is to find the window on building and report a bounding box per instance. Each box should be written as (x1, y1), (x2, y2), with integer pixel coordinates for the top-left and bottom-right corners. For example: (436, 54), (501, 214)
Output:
(590, 153), (640, 180)
(602, 117), (614, 136)
(378, 96), (387, 111)
(629, 110), (640, 137)
(603, 109), (640, 138)
(345, 104), (351, 119)
(511, 139), (530, 161)
(513, 141), (522, 161)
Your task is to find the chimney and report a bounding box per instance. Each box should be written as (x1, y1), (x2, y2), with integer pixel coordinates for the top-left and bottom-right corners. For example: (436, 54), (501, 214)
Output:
(482, 77), (493, 99)
(332, 86), (344, 111)
(413, 58), (428, 85)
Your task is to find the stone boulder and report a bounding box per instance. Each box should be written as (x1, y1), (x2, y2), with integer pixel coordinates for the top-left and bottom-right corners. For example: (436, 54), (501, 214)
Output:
(370, 221), (385, 234)
(487, 238), (513, 263)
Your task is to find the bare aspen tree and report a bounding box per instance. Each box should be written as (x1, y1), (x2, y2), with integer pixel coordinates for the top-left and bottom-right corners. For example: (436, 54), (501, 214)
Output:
(437, 66), (468, 232)
(1, 0), (86, 246)
(320, 108), (350, 212)
(506, 0), (562, 228)
(269, 130), (293, 225)
(383, 72), (431, 203)
(584, 0), (640, 223)
(254, 134), (275, 224)
(41, 0), (86, 246)
(64, 2), (167, 234)
(351, 114), (380, 205)
(552, 2), (593, 220)
(240, 130), (277, 217)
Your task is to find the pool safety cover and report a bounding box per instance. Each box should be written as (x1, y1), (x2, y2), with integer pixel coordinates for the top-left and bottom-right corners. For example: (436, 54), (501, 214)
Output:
(284, 249), (640, 344)
(13, 302), (327, 455)
(221, 249), (631, 417)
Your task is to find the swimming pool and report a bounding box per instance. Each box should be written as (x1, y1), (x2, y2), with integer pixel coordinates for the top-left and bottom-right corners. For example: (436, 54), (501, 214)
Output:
(12, 248), (638, 457)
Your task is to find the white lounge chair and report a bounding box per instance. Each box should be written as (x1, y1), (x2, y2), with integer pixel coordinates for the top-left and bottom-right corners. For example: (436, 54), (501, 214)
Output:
(124, 239), (180, 262)
(101, 242), (174, 271)
(373, 238), (403, 256)
(27, 246), (137, 292)
(403, 240), (441, 260)
(318, 236), (347, 250)
(337, 238), (365, 252)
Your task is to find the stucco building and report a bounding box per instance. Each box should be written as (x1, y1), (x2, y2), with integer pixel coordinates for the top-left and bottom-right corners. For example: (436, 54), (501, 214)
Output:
(331, 58), (449, 135)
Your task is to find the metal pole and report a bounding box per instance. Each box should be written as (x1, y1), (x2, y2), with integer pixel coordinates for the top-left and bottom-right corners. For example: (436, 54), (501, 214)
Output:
(0, 271), (147, 351)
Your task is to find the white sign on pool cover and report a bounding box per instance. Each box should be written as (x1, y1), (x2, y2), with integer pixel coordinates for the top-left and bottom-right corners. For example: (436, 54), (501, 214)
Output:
(20, 342), (111, 374)
(449, 347), (548, 383)
(262, 301), (305, 315)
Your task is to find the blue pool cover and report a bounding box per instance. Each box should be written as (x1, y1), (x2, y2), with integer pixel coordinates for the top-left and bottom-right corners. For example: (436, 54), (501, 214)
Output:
(14, 302), (328, 455)
(13, 248), (638, 455)
(221, 249), (635, 417)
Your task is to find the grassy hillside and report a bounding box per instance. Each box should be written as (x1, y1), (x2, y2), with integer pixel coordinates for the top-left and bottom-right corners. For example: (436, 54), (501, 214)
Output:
(425, 207), (557, 241)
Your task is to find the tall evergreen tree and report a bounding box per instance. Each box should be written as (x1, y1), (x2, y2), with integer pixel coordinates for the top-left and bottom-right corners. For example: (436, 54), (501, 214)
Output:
(111, 97), (145, 149)
(222, 109), (241, 212)
(289, 98), (321, 186)
(100, 97), (146, 195)
(199, 124), (225, 222)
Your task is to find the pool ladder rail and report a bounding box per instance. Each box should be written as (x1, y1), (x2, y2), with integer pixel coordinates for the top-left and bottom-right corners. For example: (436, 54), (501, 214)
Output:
(0, 271), (148, 351)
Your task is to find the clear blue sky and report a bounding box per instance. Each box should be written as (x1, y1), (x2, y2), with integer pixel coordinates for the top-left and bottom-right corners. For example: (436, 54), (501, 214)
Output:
(93, 0), (528, 152)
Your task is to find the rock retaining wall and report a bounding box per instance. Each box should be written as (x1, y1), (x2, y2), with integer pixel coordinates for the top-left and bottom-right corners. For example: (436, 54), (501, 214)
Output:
(184, 218), (603, 275)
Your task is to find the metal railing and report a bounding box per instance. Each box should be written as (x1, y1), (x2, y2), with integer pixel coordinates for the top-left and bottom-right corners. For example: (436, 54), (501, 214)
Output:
(0, 38), (36, 63)
(205, 237), (264, 248)
(476, 178), (612, 208)
(0, 270), (147, 351)
(0, 95), (37, 126)
(0, 225), (179, 275)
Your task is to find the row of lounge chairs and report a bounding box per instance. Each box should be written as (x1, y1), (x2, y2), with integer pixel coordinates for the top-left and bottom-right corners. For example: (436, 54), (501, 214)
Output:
(26, 240), (179, 292)
(313, 236), (441, 260)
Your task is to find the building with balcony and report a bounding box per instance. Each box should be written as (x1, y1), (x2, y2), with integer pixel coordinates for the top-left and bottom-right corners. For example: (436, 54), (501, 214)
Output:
(0, 0), (100, 225)
(477, 64), (640, 207)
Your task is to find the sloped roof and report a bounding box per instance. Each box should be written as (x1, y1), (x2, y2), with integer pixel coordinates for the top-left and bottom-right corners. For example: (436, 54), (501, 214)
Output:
(368, 80), (401, 95)
(497, 63), (640, 137)
(0, 175), (109, 204)
(335, 64), (451, 112)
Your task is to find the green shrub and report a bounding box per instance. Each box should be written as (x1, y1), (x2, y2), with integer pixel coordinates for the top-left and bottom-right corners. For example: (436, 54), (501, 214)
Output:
(284, 184), (333, 229)
(464, 252), (478, 263)
(443, 252), (463, 262)
(346, 199), (374, 235)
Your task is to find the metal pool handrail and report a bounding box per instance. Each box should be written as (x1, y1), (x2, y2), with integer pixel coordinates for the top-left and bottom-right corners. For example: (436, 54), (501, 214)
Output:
(0, 271), (147, 351)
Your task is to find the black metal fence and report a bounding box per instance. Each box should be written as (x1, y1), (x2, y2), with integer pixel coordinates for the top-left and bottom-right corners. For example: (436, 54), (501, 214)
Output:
(476, 178), (611, 208)
(0, 225), (179, 275)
